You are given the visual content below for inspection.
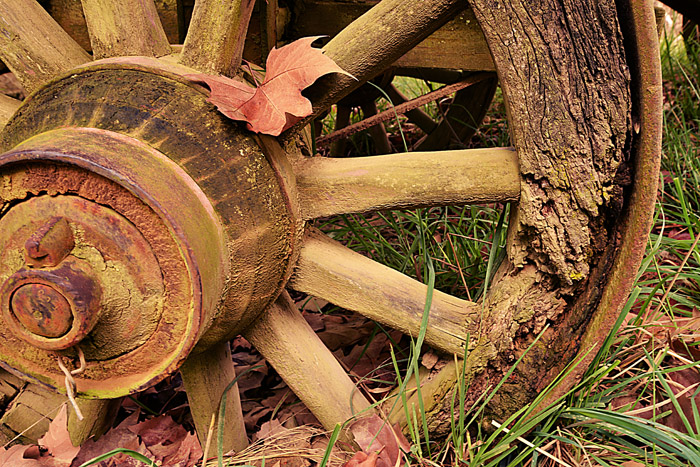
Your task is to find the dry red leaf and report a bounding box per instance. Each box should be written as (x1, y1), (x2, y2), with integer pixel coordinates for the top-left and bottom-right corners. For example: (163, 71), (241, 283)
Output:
(71, 411), (150, 467)
(0, 444), (41, 466)
(421, 351), (439, 370)
(253, 419), (287, 441)
(38, 406), (80, 466)
(163, 432), (202, 467)
(143, 418), (201, 466)
(71, 412), (202, 467)
(188, 36), (352, 136)
(348, 415), (410, 467)
(128, 415), (183, 448)
(0, 407), (81, 467)
(343, 451), (379, 467)
(660, 366), (700, 433)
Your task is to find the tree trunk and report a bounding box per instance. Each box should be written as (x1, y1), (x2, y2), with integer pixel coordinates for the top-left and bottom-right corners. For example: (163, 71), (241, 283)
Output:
(386, 0), (639, 434)
(470, 0), (631, 417)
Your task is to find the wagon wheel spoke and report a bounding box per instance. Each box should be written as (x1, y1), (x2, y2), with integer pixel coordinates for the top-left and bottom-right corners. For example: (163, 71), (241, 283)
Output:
(288, 229), (479, 356)
(243, 290), (373, 431)
(0, 96), (21, 129)
(329, 104), (352, 157)
(384, 84), (438, 135)
(296, 147), (519, 219)
(0, 0), (91, 94)
(414, 77), (499, 151)
(80, 0), (171, 59)
(299, 0), (465, 127)
(180, 0), (256, 75)
(359, 101), (392, 155)
(180, 342), (248, 454)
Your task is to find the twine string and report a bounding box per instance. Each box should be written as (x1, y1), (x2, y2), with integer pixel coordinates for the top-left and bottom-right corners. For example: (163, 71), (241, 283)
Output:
(55, 346), (86, 421)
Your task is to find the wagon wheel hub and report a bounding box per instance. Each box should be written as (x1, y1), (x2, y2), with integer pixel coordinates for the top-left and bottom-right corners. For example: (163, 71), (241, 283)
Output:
(0, 67), (301, 393)
(0, 191), (169, 352)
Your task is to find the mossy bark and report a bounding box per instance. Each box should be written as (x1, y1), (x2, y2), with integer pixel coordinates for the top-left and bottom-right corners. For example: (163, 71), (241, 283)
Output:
(466, 0), (631, 424)
(387, 0), (634, 433)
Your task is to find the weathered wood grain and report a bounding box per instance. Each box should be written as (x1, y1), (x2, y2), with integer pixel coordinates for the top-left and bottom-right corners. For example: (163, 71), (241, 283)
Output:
(244, 291), (372, 431)
(44, 0), (182, 51)
(0, 95), (20, 128)
(0, 0), (90, 93)
(67, 398), (121, 446)
(0, 385), (59, 443)
(289, 1), (493, 72)
(180, 0), (255, 75)
(300, 0), (465, 127)
(180, 342), (248, 454)
(396, 8), (494, 72)
(289, 229), (478, 355)
(0, 381), (118, 445)
(80, 0), (171, 58)
(295, 148), (520, 219)
(423, 0), (634, 425)
(472, 0), (631, 284)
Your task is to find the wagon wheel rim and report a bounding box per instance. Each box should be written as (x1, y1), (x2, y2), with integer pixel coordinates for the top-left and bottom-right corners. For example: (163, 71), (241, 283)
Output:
(0, 0), (661, 453)
(274, 0), (662, 430)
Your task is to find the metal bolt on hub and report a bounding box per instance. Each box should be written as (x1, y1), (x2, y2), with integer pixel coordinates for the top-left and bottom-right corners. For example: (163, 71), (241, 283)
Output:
(24, 217), (75, 268)
(1, 255), (103, 350)
(11, 283), (74, 338)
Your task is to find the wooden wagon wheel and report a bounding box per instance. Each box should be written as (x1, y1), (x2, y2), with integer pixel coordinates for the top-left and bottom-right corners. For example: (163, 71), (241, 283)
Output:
(286, 2), (501, 155)
(0, 0), (661, 455)
(318, 70), (499, 156)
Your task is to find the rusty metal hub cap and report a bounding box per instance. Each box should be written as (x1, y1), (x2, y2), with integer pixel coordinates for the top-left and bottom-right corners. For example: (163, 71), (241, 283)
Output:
(0, 126), (230, 397)
(1, 195), (161, 354)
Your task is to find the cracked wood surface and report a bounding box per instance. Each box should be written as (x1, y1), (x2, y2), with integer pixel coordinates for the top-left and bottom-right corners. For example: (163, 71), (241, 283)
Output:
(0, 0), (91, 93)
(80, 0), (172, 59)
(475, 0), (631, 285)
(290, 229), (478, 356)
(386, 0), (635, 431)
(296, 147), (520, 219)
(465, 0), (631, 420)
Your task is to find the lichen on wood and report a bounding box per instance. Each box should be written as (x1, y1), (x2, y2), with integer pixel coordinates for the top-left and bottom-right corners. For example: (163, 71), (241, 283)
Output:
(180, 342), (248, 454)
(301, 0), (465, 126)
(395, 0), (637, 430)
(471, 0), (631, 285)
(243, 291), (373, 434)
(180, 0), (256, 76)
(0, 0), (90, 93)
(0, 95), (20, 129)
(296, 147), (520, 219)
(80, 0), (172, 59)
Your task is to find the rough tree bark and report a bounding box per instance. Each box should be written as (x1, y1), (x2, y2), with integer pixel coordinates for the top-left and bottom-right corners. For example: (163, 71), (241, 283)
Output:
(387, 0), (635, 433)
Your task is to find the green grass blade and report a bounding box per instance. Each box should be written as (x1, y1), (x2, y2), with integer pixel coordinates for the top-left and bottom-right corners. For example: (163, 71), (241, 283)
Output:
(78, 448), (156, 467)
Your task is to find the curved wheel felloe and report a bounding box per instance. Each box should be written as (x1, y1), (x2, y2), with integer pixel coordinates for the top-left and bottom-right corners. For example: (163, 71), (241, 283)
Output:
(0, 0), (661, 455)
